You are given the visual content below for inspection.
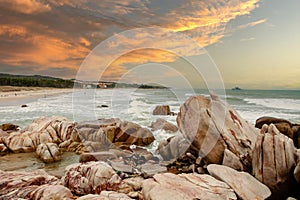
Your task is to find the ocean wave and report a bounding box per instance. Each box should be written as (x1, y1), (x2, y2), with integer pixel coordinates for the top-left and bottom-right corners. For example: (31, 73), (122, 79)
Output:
(244, 98), (300, 111)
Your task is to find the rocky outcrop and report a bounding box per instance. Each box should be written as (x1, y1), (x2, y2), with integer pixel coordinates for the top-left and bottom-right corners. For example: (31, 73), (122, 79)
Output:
(152, 105), (171, 115)
(142, 172), (237, 200)
(75, 118), (155, 149)
(2, 116), (76, 153)
(79, 151), (118, 162)
(158, 95), (259, 171)
(36, 143), (62, 163)
(256, 116), (300, 148)
(207, 164), (271, 200)
(252, 124), (296, 197)
(294, 161), (300, 185)
(150, 118), (178, 132)
(0, 169), (58, 198)
(61, 161), (125, 195)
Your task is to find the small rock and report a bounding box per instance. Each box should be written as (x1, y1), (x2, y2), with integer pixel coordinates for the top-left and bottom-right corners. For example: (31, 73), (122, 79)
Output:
(152, 105), (171, 115)
(21, 104), (28, 108)
(110, 160), (133, 174)
(79, 151), (117, 162)
(0, 123), (19, 131)
(222, 149), (244, 171)
(150, 118), (178, 132)
(140, 163), (167, 178)
(77, 191), (133, 200)
(30, 185), (74, 200)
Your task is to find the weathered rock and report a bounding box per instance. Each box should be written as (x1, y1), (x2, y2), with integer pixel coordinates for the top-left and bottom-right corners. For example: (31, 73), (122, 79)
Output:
(3, 116), (76, 153)
(152, 105), (171, 115)
(150, 118), (178, 132)
(294, 161), (300, 184)
(0, 123), (19, 131)
(123, 177), (144, 191)
(76, 118), (154, 148)
(80, 151), (118, 162)
(142, 172), (237, 200)
(77, 191), (133, 200)
(207, 164), (271, 200)
(140, 163), (167, 178)
(62, 161), (123, 195)
(110, 160), (134, 174)
(0, 169), (57, 197)
(159, 95), (259, 170)
(292, 125), (300, 148)
(30, 185), (74, 200)
(252, 124), (296, 196)
(36, 143), (61, 163)
(255, 116), (292, 128)
(255, 117), (297, 145)
(222, 149), (244, 171)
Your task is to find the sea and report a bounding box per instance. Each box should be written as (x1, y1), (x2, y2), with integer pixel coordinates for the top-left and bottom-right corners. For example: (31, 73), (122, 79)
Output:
(0, 88), (299, 175)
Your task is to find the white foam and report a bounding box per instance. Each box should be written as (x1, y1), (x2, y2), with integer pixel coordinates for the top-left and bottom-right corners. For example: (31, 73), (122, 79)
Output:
(244, 98), (300, 111)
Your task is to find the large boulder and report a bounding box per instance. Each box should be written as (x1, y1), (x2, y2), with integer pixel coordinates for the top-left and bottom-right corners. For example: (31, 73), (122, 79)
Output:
(0, 169), (58, 197)
(75, 118), (155, 148)
(142, 172), (237, 200)
(207, 164), (271, 200)
(30, 185), (74, 200)
(159, 95), (259, 170)
(150, 118), (178, 132)
(3, 116), (77, 153)
(152, 105), (171, 115)
(36, 143), (62, 163)
(61, 161), (124, 195)
(252, 124), (296, 198)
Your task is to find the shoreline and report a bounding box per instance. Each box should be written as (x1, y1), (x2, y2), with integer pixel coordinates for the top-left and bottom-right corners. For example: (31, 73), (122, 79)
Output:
(0, 86), (73, 106)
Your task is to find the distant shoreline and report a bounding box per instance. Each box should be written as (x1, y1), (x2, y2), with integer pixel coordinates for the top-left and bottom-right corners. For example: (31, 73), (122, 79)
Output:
(0, 86), (73, 107)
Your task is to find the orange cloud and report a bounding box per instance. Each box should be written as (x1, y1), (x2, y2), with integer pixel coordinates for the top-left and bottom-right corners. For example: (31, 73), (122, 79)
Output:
(0, 0), (51, 14)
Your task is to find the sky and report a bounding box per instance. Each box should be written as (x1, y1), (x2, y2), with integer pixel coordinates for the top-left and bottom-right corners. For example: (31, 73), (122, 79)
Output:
(0, 0), (299, 89)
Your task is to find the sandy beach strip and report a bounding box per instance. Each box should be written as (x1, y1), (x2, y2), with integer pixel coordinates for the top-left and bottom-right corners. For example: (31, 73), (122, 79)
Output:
(0, 86), (73, 106)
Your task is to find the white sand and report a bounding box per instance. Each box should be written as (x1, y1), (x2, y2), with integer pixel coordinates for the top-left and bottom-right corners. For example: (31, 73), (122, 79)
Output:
(0, 86), (73, 106)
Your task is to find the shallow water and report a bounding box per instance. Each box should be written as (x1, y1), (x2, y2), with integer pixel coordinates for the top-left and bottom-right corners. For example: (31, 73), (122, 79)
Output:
(0, 152), (79, 177)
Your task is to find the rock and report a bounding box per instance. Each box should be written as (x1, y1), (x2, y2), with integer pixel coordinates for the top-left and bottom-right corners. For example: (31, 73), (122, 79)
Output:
(80, 151), (118, 162)
(140, 163), (167, 178)
(62, 161), (123, 195)
(207, 164), (271, 200)
(252, 124), (296, 196)
(222, 149), (244, 171)
(3, 116), (76, 153)
(0, 123), (19, 131)
(77, 191), (133, 200)
(160, 95), (258, 170)
(255, 116), (292, 128)
(150, 118), (178, 132)
(98, 105), (109, 108)
(0, 169), (57, 197)
(21, 104), (28, 108)
(30, 185), (74, 200)
(123, 177), (144, 191)
(294, 161), (300, 184)
(76, 118), (154, 147)
(292, 125), (300, 148)
(142, 172), (237, 200)
(110, 160), (134, 174)
(255, 116), (297, 144)
(152, 105), (171, 115)
(36, 143), (61, 163)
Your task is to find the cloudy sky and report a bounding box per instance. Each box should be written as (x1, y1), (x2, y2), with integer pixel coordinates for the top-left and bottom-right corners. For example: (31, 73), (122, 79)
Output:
(0, 0), (299, 89)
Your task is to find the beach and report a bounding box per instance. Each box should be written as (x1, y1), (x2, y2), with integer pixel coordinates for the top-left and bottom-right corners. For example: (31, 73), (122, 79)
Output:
(0, 86), (73, 106)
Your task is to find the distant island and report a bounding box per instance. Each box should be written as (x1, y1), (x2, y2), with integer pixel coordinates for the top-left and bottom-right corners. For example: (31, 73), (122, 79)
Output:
(231, 86), (242, 91)
(0, 73), (167, 89)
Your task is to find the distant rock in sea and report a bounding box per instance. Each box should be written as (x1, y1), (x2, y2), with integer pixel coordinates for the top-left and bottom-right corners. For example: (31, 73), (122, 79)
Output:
(231, 87), (242, 90)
